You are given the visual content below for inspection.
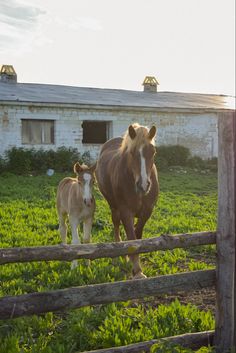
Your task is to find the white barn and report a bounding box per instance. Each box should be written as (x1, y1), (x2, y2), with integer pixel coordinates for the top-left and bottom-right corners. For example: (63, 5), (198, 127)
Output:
(0, 65), (235, 160)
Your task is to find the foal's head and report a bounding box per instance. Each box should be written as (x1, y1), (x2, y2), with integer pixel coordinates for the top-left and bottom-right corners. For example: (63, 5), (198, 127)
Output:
(122, 123), (156, 195)
(74, 162), (97, 207)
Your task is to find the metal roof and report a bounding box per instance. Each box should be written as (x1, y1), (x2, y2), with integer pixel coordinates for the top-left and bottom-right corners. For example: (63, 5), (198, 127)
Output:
(0, 82), (235, 111)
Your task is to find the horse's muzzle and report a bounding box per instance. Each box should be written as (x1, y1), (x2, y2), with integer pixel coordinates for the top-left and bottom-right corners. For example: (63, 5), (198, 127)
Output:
(84, 198), (93, 207)
(136, 179), (151, 195)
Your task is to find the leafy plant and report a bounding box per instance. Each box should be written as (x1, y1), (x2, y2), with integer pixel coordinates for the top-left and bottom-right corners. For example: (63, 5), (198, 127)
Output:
(151, 342), (215, 353)
(91, 300), (214, 348)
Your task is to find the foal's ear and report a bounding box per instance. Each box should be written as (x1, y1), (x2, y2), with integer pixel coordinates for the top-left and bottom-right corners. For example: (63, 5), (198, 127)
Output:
(128, 125), (136, 139)
(74, 162), (83, 175)
(89, 162), (97, 174)
(148, 126), (156, 140)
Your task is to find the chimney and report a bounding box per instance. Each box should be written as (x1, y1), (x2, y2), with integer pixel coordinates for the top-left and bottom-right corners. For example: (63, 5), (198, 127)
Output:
(142, 76), (159, 93)
(0, 65), (17, 83)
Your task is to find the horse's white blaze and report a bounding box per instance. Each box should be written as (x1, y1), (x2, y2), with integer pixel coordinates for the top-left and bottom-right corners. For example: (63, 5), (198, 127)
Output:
(139, 146), (148, 191)
(83, 173), (92, 202)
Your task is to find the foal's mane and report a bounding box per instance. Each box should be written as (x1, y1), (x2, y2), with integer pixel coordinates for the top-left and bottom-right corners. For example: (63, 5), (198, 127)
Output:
(120, 123), (155, 153)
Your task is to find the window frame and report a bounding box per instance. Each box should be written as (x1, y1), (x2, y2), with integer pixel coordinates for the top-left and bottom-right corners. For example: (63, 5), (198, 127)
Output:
(21, 119), (55, 145)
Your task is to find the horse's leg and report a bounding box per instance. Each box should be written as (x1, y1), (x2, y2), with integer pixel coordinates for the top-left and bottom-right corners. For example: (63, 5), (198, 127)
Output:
(111, 208), (127, 264)
(120, 209), (146, 279)
(69, 214), (81, 269)
(83, 217), (93, 266)
(135, 221), (144, 239)
(58, 212), (67, 244)
(83, 217), (92, 244)
(111, 208), (121, 242)
(135, 210), (152, 239)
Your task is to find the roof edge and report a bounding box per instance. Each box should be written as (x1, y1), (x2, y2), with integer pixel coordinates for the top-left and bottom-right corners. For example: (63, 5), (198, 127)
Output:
(0, 100), (234, 113)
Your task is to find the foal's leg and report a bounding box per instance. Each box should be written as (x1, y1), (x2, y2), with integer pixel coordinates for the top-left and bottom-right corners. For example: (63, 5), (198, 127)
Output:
(83, 217), (93, 266)
(83, 218), (92, 244)
(120, 209), (146, 279)
(58, 212), (68, 244)
(69, 214), (81, 269)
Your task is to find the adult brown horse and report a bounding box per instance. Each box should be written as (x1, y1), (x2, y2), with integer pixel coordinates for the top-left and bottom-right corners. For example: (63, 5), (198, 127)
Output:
(96, 123), (159, 279)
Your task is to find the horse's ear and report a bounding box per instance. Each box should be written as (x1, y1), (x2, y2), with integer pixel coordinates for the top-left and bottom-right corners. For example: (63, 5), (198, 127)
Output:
(89, 162), (97, 174)
(128, 125), (136, 139)
(74, 162), (83, 174)
(148, 126), (156, 140)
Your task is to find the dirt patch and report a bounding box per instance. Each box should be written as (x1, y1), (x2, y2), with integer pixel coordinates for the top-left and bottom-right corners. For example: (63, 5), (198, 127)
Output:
(154, 287), (216, 313)
(133, 287), (216, 314)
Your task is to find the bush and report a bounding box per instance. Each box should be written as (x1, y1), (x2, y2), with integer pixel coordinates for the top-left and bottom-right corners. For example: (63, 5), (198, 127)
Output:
(155, 156), (169, 170)
(155, 145), (190, 169)
(206, 157), (218, 172)
(0, 156), (6, 173)
(187, 156), (218, 172)
(44, 147), (79, 172)
(2, 147), (93, 175)
(81, 151), (92, 165)
(155, 145), (218, 172)
(5, 147), (33, 174)
(187, 156), (206, 169)
(1, 145), (217, 175)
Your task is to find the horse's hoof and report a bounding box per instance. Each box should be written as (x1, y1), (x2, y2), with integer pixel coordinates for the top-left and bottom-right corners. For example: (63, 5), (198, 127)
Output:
(132, 272), (147, 280)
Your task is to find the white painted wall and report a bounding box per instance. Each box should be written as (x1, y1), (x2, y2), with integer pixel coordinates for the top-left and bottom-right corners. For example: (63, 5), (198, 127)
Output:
(0, 104), (218, 160)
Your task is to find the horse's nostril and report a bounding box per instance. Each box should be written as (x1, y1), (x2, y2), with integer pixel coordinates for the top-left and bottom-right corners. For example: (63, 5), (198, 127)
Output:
(136, 180), (144, 193)
(84, 198), (93, 207)
(136, 178), (151, 194)
(136, 179), (142, 190)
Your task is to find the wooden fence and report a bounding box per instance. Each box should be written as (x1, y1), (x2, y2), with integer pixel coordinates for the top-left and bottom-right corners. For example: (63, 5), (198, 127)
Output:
(0, 112), (235, 353)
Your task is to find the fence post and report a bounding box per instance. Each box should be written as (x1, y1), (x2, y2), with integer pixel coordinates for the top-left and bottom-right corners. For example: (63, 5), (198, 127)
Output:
(215, 111), (236, 352)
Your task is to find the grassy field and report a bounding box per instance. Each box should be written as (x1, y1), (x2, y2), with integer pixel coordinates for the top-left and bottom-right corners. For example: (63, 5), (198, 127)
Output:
(0, 168), (217, 353)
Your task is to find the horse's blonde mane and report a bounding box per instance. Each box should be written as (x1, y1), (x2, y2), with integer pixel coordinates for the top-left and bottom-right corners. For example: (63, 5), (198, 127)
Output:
(120, 123), (156, 152)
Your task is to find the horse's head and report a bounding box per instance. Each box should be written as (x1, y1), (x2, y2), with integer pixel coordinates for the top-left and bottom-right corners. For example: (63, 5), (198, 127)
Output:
(126, 124), (156, 195)
(74, 162), (97, 207)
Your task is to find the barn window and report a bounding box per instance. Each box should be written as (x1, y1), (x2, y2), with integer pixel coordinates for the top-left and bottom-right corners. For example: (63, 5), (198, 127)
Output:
(22, 120), (55, 145)
(82, 121), (110, 144)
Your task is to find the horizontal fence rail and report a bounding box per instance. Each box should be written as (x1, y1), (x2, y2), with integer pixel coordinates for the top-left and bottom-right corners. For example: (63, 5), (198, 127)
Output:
(0, 269), (215, 319)
(0, 231), (216, 265)
(80, 330), (215, 353)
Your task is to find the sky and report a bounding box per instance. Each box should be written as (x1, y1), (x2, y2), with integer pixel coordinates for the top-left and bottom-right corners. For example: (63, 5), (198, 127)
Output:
(0, 0), (235, 96)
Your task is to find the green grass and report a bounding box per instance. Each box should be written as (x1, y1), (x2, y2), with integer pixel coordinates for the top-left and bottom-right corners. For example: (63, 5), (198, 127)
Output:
(0, 169), (217, 352)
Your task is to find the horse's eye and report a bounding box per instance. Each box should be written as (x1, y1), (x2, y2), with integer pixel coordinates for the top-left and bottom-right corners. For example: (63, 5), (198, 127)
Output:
(151, 146), (156, 155)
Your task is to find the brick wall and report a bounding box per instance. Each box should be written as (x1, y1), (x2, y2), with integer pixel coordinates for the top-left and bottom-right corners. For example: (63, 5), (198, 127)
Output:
(0, 104), (218, 159)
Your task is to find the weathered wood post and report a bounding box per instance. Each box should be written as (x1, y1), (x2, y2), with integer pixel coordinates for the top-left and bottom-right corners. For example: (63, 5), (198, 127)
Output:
(215, 111), (236, 352)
